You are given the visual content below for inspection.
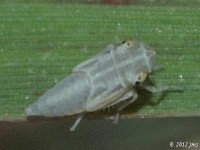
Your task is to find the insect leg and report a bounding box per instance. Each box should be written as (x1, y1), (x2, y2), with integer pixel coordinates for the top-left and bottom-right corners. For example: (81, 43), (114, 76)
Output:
(106, 91), (134, 108)
(113, 90), (138, 124)
(152, 65), (165, 72)
(117, 90), (138, 111)
(147, 65), (183, 93)
(70, 113), (84, 132)
(141, 85), (184, 93)
(148, 65), (165, 85)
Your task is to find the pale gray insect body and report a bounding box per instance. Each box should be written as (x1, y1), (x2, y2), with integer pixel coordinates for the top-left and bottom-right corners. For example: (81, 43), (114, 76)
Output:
(26, 41), (154, 116)
(26, 41), (182, 131)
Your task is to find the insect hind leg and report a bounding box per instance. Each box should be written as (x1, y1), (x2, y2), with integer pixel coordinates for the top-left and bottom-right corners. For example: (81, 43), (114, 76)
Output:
(70, 113), (84, 132)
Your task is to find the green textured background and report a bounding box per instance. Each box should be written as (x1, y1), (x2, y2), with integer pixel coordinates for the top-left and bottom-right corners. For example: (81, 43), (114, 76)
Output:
(0, 0), (200, 120)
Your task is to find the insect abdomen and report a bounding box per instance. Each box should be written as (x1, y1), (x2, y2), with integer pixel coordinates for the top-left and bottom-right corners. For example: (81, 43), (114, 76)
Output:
(26, 72), (91, 117)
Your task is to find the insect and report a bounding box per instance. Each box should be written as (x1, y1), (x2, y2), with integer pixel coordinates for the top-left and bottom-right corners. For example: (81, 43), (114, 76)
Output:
(25, 40), (183, 131)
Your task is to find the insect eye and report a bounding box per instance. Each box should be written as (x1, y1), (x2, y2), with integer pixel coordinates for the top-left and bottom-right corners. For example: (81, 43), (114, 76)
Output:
(121, 41), (135, 47)
(121, 41), (126, 44)
(138, 73), (148, 82)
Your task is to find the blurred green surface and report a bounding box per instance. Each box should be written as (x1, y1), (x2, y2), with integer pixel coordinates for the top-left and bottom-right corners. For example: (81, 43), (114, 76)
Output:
(0, 1), (200, 120)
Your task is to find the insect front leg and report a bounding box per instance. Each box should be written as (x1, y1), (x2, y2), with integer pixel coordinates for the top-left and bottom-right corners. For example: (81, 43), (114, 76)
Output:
(113, 90), (138, 124)
(117, 90), (138, 111)
(139, 84), (184, 106)
(106, 90), (135, 108)
(144, 65), (184, 93)
(152, 65), (165, 72)
(140, 84), (184, 93)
